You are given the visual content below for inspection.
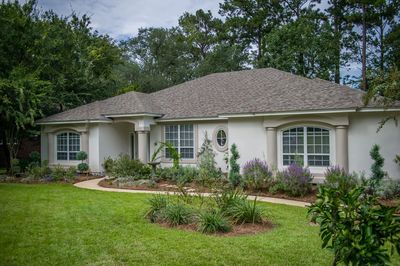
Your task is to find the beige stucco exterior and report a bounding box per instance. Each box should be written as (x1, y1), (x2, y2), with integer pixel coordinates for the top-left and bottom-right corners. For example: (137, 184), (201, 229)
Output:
(40, 111), (400, 179)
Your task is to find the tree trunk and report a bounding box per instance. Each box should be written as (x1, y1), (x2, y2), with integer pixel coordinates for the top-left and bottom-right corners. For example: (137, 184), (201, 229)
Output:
(361, 3), (367, 91)
(334, 19), (341, 84)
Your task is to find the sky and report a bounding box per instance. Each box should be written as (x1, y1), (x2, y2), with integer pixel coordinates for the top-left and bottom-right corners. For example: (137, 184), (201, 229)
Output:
(35, 0), (221, 40)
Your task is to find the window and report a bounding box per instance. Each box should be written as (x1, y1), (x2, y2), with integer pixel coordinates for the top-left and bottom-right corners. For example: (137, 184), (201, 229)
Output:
(56, 132), (80, 161)
(216, 130), (227, 147)
(165, 124), (194, 159)
(282, 126), (330, 167)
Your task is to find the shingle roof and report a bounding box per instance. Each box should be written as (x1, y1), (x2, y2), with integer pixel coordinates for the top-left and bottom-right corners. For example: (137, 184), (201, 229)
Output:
(37, 68), (395, 123)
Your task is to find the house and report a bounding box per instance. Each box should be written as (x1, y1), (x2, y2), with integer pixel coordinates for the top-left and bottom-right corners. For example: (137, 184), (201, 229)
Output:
(36, 68), (400, 179)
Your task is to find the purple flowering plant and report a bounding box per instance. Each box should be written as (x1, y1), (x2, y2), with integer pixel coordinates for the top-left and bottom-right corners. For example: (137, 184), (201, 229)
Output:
(242, 158), (273, 190)
(279, 163), (313, 196)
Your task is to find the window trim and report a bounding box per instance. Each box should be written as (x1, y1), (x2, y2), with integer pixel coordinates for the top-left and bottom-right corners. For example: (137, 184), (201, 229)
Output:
(277, 124), (335, 173)
(213, 125), (228, 152)
(55, 131), (81, 162)
(163, 124), (195, 160)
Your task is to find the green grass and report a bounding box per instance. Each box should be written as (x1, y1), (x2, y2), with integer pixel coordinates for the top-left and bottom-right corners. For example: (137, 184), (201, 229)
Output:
(0, 184), (398, 266)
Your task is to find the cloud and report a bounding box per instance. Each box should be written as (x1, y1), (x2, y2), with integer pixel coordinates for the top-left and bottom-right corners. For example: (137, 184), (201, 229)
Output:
(35, 0), (220, 40)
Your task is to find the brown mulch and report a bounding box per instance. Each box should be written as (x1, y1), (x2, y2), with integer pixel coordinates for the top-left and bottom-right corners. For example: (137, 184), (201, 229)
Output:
(157, 220), (274, 237)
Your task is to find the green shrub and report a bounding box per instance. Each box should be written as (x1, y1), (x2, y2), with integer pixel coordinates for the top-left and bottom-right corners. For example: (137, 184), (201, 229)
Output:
(146, 194), (168, 222)
(242, 158), (273, 190)
(370, 144), (385, 188)
(277, 163), (313, 197)
(27, 162), (51, 181)
(164, 203), (192, 226)
(224, 197), (263, 224)
(52, 165), (65, 181)
(197, 132), (221, 185)
(102, 156), (114, 176)
(308, 181), (400, 265)
(10, 158), (20, 176)
(324, 166), (358, 193)
(157, 166), (199, 185)
(65, 166), (77, 182)
(29, 151), (41, 167)
(111, 154), (151, 179)
(377, 179), (400, 200)
(228, 144), (241, 187)
(214, 189), (247, 213)
(198, 209), (231, 233)
(77, 163), (89, 172)
(76, 151), (88, 161)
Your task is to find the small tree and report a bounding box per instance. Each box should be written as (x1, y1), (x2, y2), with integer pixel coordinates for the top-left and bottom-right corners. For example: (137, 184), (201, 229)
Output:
(228, 144), (241, 187)
(370, 144), (385, 188)
(197, 132), (219, 184)
(77, 151), (89, 174)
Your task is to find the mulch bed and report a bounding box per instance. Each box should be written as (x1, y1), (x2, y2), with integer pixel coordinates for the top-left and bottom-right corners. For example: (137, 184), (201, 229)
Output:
(157, 220), (274, 237)
(98, 179), (317, 203)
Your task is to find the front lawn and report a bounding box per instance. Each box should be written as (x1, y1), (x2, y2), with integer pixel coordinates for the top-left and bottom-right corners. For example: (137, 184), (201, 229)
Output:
(0, 184), (398, 266)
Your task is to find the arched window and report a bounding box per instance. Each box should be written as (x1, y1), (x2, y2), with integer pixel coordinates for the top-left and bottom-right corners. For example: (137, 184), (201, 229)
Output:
(282, 126), (330, 167)
(56, 132), (80, 161)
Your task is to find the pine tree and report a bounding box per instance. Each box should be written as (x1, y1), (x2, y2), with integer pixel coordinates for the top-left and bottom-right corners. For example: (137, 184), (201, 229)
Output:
(197, 132), (219, 182)
(370, 144), (385, 186)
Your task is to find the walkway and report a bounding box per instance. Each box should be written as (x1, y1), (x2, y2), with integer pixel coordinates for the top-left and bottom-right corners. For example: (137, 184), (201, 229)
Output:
(74, 178), (310, 208)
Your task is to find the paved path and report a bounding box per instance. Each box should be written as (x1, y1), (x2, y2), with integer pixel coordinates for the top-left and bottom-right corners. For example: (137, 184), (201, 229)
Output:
(74, 178), (310, 208)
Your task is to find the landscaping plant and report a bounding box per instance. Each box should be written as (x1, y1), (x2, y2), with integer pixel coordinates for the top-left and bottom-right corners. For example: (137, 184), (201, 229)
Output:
(102, 156), (114, 176)
(224, 197), (263, 224)
(228, 144), (241, 187)
(242, 158), (273, 190)
(277, 163), (313, 197)
(308, 181), (400, 265)
(146, 194), (168, 222)
(197, 132), (220, 185)
(52, 165), (65, 181)
(324, 165), (358, 193)
(377, 179), (400, 200)
(164, 203), (192, 226)
(198, 209), (231, 233)
(77, 151), (89, 173)
(111, 154), (151, 179)
(370, 144), (385, 189)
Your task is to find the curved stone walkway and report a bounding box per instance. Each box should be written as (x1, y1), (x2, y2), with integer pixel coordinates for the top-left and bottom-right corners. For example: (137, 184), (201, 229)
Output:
(74, 178), (310, 208)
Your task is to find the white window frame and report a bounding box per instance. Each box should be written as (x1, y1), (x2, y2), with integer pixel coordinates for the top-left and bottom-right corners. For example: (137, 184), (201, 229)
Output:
(55, 131), (81, 162)
(164, 124), (195, 160)
(277, 125), (335, 174)
(213, 125), (228, 152)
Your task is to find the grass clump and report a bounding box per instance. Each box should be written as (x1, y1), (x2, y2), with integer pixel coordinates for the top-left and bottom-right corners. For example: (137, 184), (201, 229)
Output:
(146, 194), (168, 222)
(224, 197), (263, 224)
(164, 203), (192, 226)
(198, 209), (231, 233)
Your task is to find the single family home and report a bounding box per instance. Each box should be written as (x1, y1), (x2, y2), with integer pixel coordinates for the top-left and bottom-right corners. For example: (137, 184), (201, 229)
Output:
(37, 68), (400, 180)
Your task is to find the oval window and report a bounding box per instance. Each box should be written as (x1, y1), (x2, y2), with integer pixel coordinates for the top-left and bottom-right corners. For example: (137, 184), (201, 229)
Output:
(216, 129), (227, 147)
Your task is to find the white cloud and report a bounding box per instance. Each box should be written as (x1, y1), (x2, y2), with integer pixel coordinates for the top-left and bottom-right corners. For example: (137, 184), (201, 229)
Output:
(36, 0), (220, 40)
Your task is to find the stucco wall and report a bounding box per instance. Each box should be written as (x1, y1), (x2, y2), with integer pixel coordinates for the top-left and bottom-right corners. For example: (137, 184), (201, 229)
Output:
(88, 125), (100, 172)
(98, 123), (132, 171)
(348, 112), (400, 179)
(227, 118), (267, 172)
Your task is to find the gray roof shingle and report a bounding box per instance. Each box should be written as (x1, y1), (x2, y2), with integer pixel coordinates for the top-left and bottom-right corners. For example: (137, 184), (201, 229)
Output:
(37, 68), (394, 123)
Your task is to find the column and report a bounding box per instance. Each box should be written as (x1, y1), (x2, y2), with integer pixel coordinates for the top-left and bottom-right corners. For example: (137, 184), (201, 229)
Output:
(137, 131), (149, 164)
(266, 127), (277, 168)
(80, 132), (89, 153)
(335, 125), (349, 172)
(47, 132), (54, 164)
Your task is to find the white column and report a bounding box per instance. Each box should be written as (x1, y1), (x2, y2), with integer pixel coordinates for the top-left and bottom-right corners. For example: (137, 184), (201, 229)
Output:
(80, 132), (89, 153)
(335, 125), (349, 172)
(266, 127), (277, 168)
(137, 131), (149, 163)
(47, 132), (54, 164)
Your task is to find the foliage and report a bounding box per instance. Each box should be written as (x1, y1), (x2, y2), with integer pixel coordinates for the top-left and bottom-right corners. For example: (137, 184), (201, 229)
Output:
(370, 144), (385, 188)
(197, 132), (221, 185)
(77, 163), (89, 173)
(324, 165), (359, 193)
(308, 181), (400, 265)
(277, 163), (313, 197)
(242, 158), (273, 190)
(26, 161), (51, 181)
(228, 144), (241, 187)
(76, 151), (88, 161)
(198, 209), (231, 233)
(223, 197), (263, 224)
(28, 151), (41, 167)
(377, 179), (400, 200)
(157, 166), (199, 185)
(214, 189), (248, 213)
(395, 154), (400, 166)
(164, 203), (193, 226)
(52, 165), (66, 181)
(150, 142), (180, 169)
(110, 154), (151, 179)
(102, 157), (114, 176)
(65, 166), (77, 182)
(10, 159), (20, 176)
(146, 194), (168, 223)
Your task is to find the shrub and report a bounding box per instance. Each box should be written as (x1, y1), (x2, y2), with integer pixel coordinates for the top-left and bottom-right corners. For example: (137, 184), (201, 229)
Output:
(228, 144), (241, 187)
(324, 166), (358, 193)
(377, 179), (400, 200)
(146, 194), (168, 222)
(65, 166), (77, 182)
(157, 166), (199, 185)
(77, 163), (89, 172)
(102, 157), (114, 176)
(197, 132), (220, 185)
(278, 163), (313, 197)
(27, 162), (51, 181)
(224, 197), (263, 224)
(10, 158), (20, 176)
(52, 165), (65, 181)
(164, 203), (192, 226)
(76, 151), (88, 161)
(242, 158), (273, 190)
(370, 144), (385, 188)
(198, 209), (231, 233)
(308, 181), (400, 265)
(29, 151), (41, 167)
(111, 154), (151, 179)
(214, 189), (247, 213)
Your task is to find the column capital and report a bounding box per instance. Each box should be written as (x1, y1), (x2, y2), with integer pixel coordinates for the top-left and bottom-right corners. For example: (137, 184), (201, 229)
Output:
(336, 125), (348, 129)
(265, 127), (277, 131)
